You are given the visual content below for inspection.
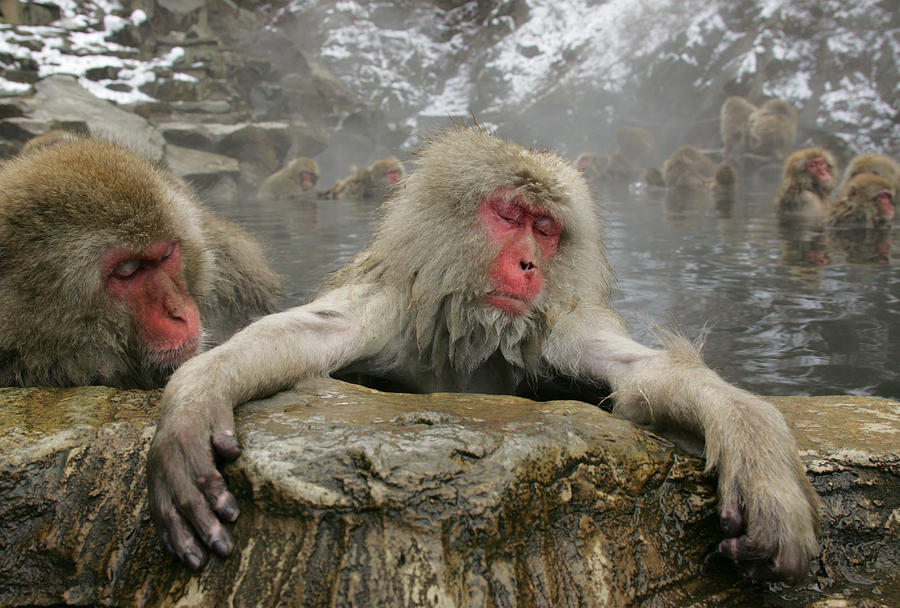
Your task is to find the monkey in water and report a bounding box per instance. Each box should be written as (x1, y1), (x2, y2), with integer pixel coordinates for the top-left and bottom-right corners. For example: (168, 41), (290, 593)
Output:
(329, 156), (404, 201)
(148, 126), (821, 585)
(826, 173), (895, 229)
(0, 136), (282, 388)
(256, 156), (320, 201)
(775, 147), (838, 221)
(836, 153), (899, 198)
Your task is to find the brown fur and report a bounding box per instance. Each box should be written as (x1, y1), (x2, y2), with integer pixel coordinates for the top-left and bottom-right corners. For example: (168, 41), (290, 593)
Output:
(148, 126), (820, 584)
(775, 147), (838, 220)
(0, 136), (282, 388)
(837, 153), (899, 196)
(20, 129), (81, 155)
(747, 99), (798, 160)
(721, 96), (756, 160)
(826, 173), (894, 229)
(615, 125), (657, 167)
(257, 156), (320, 200)
(330, 156), (404, 201)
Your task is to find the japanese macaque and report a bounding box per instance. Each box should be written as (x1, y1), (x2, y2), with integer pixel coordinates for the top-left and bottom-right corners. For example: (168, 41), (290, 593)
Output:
(643, 166), (666, 188)
(746, 99), (798, 161)
(837, 153), (900, 197)
(575, 152), (611, 190)
(147, 126), (820, 584)
(826, 173), (895, 229)
(256, 157), (320, 201)
(330, 156), (404, 201)
(662, 146), (736, 211)
(0, 137), (282, 388)
(615, 125), (657, 168)
(774, 147), (838, 221)
(721, 96), (756, 161)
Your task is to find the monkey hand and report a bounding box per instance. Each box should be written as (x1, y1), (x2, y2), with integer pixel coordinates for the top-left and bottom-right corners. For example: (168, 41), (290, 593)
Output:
(147, 397), (242, 570)
(714, 403), (821, 584)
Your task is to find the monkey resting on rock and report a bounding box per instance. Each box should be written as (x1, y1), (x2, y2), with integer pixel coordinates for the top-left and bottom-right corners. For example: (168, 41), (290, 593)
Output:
(148, 126), (821, 585)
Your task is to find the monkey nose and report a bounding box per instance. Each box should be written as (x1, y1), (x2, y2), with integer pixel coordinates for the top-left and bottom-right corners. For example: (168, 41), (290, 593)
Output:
(520, 260), (536, 275)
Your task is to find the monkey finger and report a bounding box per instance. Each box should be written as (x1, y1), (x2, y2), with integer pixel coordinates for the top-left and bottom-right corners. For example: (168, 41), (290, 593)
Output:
(178, 488), (236, 559)
(718, 536), (774, 564)
(199, 467), (241, 523)
(211, 429), (242, 462)
(163, 506), (210, 570)
(718, 503), (744, 537)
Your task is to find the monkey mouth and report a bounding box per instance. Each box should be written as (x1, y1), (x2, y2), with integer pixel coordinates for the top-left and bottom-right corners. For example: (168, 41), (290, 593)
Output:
(485, 292), (532, 316)
(147, 337), (202, 367)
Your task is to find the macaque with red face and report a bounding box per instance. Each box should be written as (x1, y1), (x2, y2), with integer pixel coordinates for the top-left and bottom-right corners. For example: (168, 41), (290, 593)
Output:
(826, 173), (895, 229)
(775, 147), (838, 221)
(256, 156), (320, 201)
(148, 126), (821, 585)
(0, 137), (282, 388)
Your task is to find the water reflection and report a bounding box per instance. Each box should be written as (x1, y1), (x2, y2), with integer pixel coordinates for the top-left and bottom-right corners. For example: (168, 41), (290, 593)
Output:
(204, 185), (899, 400)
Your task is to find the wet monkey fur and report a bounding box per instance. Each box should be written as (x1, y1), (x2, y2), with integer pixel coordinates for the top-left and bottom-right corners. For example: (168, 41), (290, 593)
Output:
(0, 136), (282, 388)
(148, 126), (821, 584)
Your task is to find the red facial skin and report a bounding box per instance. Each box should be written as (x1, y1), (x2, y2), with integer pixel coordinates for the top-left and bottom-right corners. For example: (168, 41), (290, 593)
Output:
(385, 167), (402, 184)
(301, 170), (317, 190)
(877, 190), (895, 222)
(805, 157), (832, 186)
(577, 155), (591, 170)
(478, 188), (562, 316)
(101, 239), (202, 365)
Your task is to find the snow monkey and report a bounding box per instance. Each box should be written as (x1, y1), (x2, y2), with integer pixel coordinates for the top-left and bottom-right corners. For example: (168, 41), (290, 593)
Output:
(837, 153), (900, 197)
(826, 173), (895, 229)
(329, 156), (404, 201)
(147, 126), (821, 584)
(0, 136), (282, 388)
(775, 147), (838, 221)
(256, 156), (320, 201)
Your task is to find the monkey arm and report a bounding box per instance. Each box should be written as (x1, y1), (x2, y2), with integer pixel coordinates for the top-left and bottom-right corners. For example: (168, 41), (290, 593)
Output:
(147, 283), (401, 569)
(557, 322), (821, 585)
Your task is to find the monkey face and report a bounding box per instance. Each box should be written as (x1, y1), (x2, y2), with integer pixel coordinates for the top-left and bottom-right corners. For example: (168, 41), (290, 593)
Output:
(477, 187), (562, 317)
(805, 157), (832, 185)
(384, 167), (402, 184)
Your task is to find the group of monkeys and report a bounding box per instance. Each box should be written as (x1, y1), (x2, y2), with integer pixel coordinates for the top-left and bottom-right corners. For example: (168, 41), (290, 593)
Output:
(575, 96), (897, 236)
(256, 154), (405, 202)
(1, 125), (827, 586)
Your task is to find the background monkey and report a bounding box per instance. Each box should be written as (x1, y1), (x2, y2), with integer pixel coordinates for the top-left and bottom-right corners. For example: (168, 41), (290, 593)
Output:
(329, 156), (404, 201)
(0, 136), (282, 388)
(720, 96), (756, 161)
(148, 126), (821, 585)
(826, 173), (895, 229)
(837, 153), (899, 197)
(775, 147), (838, 221)
(256, 156), (320, 201)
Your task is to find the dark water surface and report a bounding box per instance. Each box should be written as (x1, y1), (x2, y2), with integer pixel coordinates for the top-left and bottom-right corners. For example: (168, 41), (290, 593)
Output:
(208, 185), (900, 400)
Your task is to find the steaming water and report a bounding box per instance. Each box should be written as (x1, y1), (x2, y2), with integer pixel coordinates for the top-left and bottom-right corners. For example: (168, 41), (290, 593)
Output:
(209, 187), (900, 401)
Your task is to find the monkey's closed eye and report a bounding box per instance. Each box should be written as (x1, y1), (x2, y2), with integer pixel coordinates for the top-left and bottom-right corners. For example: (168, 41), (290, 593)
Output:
(111, 259), (141, 280)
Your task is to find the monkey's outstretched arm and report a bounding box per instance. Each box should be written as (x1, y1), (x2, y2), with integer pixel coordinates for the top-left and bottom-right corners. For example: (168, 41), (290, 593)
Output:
(568, 324), (821, 585)
(147, 284), (399, 570)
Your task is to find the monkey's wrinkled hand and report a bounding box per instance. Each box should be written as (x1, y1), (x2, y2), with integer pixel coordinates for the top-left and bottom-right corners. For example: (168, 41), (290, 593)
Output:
(714, 410), (821, 584)
(147, 402), (242, 570)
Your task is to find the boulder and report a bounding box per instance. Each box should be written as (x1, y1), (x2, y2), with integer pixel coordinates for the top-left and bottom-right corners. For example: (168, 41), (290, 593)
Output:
(20, 75), (165, 162)
(0, 384), (896, 607)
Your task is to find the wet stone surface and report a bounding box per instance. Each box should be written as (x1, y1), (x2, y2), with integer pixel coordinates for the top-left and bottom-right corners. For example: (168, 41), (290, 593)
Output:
(0, 384), (896, 607)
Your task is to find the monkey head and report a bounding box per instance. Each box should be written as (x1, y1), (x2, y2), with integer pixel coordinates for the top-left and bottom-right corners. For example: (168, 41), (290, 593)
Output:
(850, 174), (895, 224)
(369, 157), (404, 187)
(287, 157), (319, 190)
(784, 147), (837, 193)
(0, 138), (214, 386)
(371, 126), (609, 328)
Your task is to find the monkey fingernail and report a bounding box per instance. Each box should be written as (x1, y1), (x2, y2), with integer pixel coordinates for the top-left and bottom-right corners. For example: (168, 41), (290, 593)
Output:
(183, 550), (206, 570)
(211, 537), (233, 557)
